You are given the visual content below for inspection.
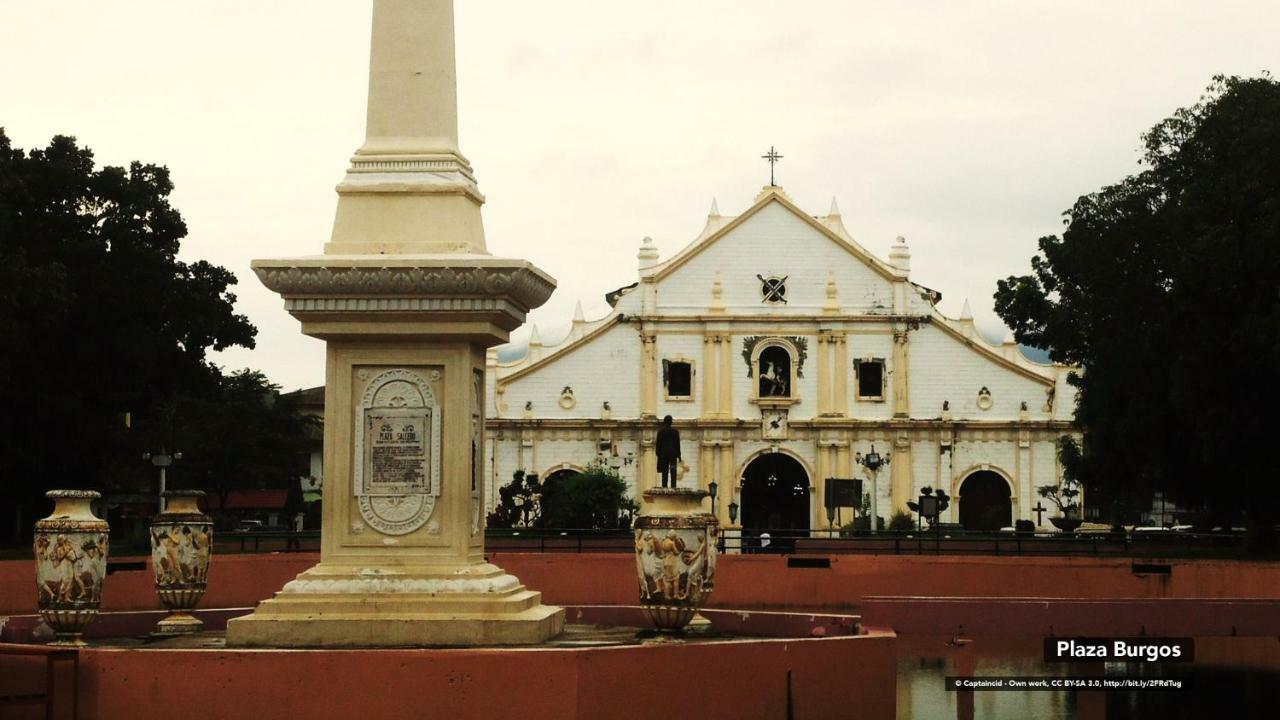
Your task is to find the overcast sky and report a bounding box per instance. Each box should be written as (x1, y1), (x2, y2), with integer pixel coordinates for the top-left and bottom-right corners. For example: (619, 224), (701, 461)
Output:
(4, 1), (1276, 391)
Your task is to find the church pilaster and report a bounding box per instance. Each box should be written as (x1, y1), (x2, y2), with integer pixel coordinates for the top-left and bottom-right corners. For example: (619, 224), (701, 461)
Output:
(719, 335), (734, 416)
(890, 431), (913, 515)
(816, 333), (832, 415)
(939, 430), (955, 523)
(892, 327), (911, 418)
(833, 333), (849, 417)
(702, 334), (716, 416)
(640, 330), (657, 418)
(717, 443), (736, 527)
(638, 426), (656, 493)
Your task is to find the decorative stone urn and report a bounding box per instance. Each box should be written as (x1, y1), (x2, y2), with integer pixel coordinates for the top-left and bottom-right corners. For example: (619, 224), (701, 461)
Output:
(33, 490), (110, 645)
(633, 488), (719, 631)
(150, 490), (213, 634)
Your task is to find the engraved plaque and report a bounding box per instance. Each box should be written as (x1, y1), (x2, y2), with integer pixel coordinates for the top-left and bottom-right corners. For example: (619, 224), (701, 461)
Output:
(353, 368), (441, 535)
(364, 409), (430, 496)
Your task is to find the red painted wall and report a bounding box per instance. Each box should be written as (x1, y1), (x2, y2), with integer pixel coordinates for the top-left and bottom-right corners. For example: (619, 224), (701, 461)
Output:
(0, 553), (318, 616)
(485, 553), (1280, 610)
(858, 597), (1280, 636)
(71, 631), (896, 720)
(3, 552), (1278, 616)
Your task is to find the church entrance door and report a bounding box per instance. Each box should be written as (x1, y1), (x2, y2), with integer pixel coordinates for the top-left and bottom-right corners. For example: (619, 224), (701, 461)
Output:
(740, 452), (809, 552)
(958, 471), (1013, 532)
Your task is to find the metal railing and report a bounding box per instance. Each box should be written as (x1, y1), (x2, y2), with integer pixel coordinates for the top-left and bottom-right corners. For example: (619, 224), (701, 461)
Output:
(486, 530), (633, 554)
(205, 527), (1264, 558)
(719, 528), (1257, 557)
(215, 530), (321, 553)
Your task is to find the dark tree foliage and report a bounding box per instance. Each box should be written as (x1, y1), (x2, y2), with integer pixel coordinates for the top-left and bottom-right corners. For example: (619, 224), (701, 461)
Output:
(486, 470), (542, 529)
(538, 468), (632, 530)
(0, 130), (261, 539)
(994, 76), (1280, 537)
(169, 370), (319, 513)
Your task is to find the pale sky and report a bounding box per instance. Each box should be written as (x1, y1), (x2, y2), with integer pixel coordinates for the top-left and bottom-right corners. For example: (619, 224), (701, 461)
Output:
(4, 1), (1276, 391)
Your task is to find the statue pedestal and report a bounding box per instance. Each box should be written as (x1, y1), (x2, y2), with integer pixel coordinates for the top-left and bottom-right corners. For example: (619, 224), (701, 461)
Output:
(226, 257), (564, 647)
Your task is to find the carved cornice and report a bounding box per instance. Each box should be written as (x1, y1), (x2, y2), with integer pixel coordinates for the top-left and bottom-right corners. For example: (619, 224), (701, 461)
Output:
(252, 259), (556, 313)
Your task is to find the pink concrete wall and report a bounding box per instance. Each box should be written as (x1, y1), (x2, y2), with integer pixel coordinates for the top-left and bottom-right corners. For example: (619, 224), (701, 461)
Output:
(3, 552), (1278, 616)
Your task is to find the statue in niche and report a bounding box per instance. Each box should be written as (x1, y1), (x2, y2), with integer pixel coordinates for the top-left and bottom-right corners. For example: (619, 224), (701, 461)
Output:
(758, 345), (791, 397)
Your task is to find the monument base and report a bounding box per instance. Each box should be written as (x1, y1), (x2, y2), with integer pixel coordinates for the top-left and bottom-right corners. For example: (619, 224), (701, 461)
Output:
(225, 562), (565, 647)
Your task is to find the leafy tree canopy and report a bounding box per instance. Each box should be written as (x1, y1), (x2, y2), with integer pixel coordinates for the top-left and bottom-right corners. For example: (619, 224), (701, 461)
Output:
(169, 370), (319, 512)
(0, 130), (294, 537)
(993, 75), (1280, 532)
(538, 467), (634, 530)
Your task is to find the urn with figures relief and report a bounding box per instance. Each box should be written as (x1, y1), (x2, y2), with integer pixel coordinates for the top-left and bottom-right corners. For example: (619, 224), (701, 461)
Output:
(150, 490), (214, 634)
(33, 490), (110, 645)
(633, 488), (719, 631)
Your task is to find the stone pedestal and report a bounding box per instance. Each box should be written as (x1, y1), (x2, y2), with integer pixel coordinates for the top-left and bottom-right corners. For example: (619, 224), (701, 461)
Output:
(226, 0), (563, 647)
(226, 259), (563, 647)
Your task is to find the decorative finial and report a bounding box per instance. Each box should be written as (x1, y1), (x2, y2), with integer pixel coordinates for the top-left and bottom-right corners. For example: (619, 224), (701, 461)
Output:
(828, 196), (841, 217)
(761, 146), (783, 187)
(572, 300), (585, 324)
(637, 236), (660, 270)
(709, 198), (720, 217)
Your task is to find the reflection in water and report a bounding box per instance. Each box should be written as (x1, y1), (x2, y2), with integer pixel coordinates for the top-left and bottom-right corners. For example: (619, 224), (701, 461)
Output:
(897, 635), (1280, 720)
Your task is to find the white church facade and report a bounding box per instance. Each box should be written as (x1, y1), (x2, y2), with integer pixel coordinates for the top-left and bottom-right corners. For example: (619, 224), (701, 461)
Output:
(485, 185), (1080, 534)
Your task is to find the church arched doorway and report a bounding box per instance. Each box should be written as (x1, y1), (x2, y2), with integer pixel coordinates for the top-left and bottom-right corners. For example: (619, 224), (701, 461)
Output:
(958, 470), (1013, 532)
(740, 452), (810, 550)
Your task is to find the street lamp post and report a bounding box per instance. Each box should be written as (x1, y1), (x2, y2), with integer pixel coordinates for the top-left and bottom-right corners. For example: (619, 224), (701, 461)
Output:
(855, 444), (891, 534)
(143, 449), (183, 513)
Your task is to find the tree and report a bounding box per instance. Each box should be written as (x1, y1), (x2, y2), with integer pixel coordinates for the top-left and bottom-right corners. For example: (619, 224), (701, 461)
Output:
(993, 76), (1280, 541)
(538, 466), (633, 530)
(1038, 439), (1082, 519)
(169, 370), (318, 515)
(487, 470), (543, 529)
(0, 130), (256, 540)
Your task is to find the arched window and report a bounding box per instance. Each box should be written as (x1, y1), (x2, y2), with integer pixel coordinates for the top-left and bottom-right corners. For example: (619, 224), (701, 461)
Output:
(758, 345), (792, 398)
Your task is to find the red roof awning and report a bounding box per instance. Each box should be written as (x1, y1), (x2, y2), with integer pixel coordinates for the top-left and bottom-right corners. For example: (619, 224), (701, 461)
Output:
(202, 490), (289, 511)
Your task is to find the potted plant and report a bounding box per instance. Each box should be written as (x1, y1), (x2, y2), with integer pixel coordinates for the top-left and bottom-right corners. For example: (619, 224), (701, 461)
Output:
(1038, 476), (1083, 533)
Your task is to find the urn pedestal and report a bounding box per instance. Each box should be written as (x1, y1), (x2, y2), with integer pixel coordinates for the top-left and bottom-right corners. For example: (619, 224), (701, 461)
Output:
(33, 490), (110, 645)
(150, 490), (213, 634)
(633, 488), (719, 632)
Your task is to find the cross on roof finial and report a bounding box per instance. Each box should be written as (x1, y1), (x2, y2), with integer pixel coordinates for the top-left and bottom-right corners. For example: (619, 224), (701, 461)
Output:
(761, 146), (783, 187)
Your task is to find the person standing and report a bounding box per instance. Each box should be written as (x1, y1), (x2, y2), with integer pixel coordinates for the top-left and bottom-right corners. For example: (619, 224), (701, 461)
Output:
(655, 415), (681, 489)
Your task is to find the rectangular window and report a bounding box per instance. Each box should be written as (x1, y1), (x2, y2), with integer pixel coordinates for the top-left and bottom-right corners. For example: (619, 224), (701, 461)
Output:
(855, 359), (885, 400)
(663, 359), (693, 399)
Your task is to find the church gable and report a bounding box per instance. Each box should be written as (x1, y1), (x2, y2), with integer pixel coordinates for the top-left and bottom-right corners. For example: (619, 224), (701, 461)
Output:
(651, 194), (902, 314)
(495, 322), (641, 419)
(910, 323), (1054, 420)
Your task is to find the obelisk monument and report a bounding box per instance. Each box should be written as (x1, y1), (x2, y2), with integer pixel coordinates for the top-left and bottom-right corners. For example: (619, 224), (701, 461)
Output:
(227, 0), (564, 647)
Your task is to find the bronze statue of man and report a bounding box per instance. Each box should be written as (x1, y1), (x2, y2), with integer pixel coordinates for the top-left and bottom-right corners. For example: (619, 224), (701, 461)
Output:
(655, 415), (681, 488)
